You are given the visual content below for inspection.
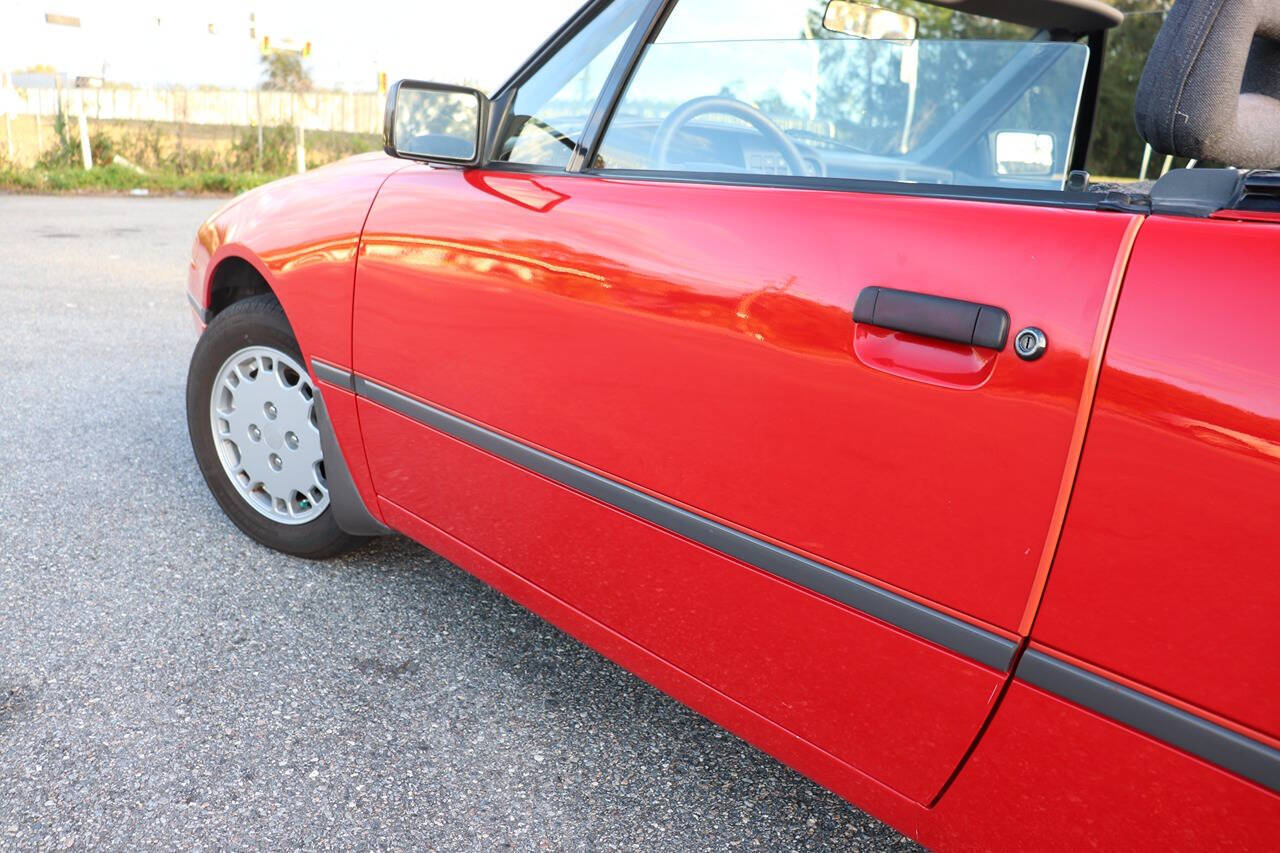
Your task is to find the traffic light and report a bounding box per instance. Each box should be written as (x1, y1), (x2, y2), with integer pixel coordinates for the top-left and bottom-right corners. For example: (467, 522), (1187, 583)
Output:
(259, 35), (311, 57)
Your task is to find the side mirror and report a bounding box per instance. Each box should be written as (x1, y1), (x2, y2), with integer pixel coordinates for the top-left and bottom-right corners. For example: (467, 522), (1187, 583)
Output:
(993, 131), (1056, 177)
(823, 1), (918, 40)
(384, 80), (488, 167)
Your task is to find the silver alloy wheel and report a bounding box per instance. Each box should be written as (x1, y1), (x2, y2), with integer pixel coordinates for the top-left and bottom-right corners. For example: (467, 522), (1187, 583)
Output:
(209, 346), (329, 525)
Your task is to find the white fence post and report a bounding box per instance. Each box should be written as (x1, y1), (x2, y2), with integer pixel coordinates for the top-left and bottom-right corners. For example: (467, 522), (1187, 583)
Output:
(54, 75), (64, 133)
(293, 93), (305, 174)
(77, 91), (92, 169)
(255, 90), (264, 164)
(2, 73), (13, 162)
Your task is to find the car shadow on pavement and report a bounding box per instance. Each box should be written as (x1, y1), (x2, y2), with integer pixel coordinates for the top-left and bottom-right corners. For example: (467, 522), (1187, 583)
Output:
(289, 531), (922, 849)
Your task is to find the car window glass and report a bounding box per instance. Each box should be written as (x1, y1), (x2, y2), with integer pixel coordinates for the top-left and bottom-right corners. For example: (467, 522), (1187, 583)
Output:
(596, 0), (1087, 191)
(497, 0), (649, 168)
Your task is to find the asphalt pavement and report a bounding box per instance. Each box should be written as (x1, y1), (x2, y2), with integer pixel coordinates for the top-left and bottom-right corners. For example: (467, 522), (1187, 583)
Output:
(0, 193), (917, 850)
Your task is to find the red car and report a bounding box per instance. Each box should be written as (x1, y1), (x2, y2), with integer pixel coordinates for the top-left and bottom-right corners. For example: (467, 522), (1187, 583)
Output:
(184, 0), (1280, 847)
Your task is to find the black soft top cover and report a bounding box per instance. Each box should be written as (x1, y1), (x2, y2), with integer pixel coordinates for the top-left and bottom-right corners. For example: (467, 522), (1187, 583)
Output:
(924, 0), (1123, 33)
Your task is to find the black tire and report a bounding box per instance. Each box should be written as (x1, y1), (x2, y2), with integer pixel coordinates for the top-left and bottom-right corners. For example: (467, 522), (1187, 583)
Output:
(186, 294), (362, 559)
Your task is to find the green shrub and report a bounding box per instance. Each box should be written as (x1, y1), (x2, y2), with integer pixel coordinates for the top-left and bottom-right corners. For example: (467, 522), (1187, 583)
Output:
(231, 124), (297, 173)
(117, 123), (166, 169)
(36, 111), (116, 169)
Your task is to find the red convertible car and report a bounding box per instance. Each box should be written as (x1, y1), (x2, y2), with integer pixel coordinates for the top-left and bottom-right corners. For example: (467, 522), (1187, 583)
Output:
(184, 0), (1279, 847)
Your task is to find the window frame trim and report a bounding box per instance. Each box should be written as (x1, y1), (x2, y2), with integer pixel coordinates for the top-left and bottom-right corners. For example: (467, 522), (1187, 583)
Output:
(487, 0), (1112, 211)
(565, 0), (672, 172)
(487, 0), (665, 171)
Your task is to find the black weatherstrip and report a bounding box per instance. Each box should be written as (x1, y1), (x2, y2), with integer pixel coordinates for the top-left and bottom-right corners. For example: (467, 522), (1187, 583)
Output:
(1018, 650), (1280, 794)
(356, 376), (1018, 672)
(311, 360), (356, 392)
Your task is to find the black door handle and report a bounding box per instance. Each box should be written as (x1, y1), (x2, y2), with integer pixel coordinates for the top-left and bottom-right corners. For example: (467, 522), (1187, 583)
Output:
(854, 287), (1010, 351)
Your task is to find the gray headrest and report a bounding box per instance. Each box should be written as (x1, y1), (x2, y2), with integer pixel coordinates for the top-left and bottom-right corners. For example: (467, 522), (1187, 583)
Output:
(1135, 0), (1280, 169)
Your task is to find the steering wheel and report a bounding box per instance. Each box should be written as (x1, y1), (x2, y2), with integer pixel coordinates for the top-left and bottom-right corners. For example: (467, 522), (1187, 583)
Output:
(650, 96), (809, 177)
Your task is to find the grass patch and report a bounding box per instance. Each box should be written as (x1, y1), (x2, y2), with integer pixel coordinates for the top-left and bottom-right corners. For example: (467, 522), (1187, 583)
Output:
(0, 163), (286, 196)
(1, 116), (380, 197)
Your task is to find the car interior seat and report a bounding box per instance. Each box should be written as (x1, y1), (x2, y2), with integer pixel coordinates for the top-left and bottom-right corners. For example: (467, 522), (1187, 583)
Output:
(1135, 0), (1280, 170)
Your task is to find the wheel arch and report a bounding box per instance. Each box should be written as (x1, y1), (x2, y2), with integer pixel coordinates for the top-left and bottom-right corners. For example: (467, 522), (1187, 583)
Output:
(197, 247), (387, 539)
(206, 253), (275, 320)
(188, 153), (409, 539)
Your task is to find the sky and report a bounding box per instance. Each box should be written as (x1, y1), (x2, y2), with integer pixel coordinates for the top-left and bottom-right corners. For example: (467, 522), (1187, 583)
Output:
(1, 1), (587, 92)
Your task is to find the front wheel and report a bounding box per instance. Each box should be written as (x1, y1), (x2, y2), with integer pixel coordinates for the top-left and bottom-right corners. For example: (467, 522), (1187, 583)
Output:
(186, 294), (361, 559)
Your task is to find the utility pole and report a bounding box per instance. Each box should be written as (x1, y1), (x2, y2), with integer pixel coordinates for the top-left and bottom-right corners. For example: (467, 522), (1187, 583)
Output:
(261, 30), (312, 173)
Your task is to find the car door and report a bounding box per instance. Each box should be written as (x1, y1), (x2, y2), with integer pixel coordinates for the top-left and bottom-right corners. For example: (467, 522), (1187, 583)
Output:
(352, 0), (1141, 803)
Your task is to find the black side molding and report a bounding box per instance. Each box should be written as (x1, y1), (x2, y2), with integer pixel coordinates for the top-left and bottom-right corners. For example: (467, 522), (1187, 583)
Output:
(312, 359), (356, 392)
(310, 361), (389, 537)
(355, 376), (1019, 672)
(854, 287), (1010, 351)
(1018, 650), (1280, 794)
(315, 367), (1280, 794)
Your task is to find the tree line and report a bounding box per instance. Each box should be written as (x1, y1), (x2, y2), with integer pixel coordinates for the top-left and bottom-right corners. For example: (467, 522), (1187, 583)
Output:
(897, 0), (1172, 178)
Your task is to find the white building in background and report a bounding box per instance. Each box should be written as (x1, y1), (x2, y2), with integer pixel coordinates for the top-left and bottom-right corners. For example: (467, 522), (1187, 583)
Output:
(0, 1), (585, 93)
(2, 3), (265, 89)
